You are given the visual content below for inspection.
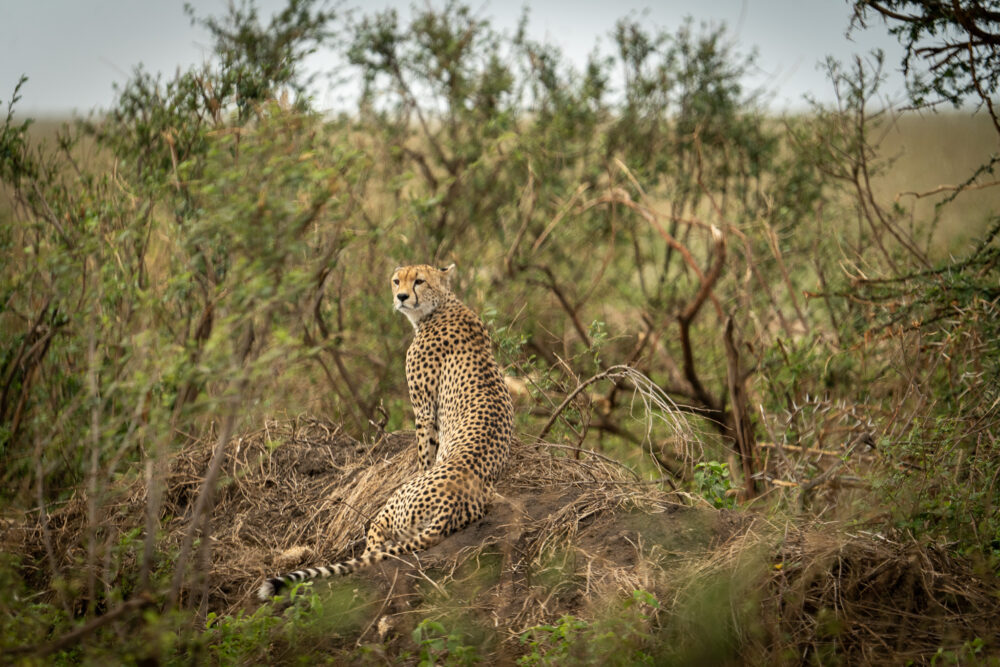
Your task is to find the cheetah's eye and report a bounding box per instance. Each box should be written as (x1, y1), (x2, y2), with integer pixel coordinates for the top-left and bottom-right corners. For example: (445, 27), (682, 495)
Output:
(393, 278), (399, 285)
(414, 279), (425, 286)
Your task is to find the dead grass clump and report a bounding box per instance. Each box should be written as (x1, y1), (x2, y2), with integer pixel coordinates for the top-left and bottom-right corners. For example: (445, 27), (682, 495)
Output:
(712, 522), (1000, 663)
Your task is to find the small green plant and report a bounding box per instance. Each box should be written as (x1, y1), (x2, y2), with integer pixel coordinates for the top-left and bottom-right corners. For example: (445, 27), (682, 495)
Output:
(930, 637), (989, 666)
(693, 461), (736, 509)
(412, 618), (481, 666)
(518, 615), (589, 666)
(587, 319), (608, 366)
(518, 590), (660, 666)
(202, 607), (281, 665)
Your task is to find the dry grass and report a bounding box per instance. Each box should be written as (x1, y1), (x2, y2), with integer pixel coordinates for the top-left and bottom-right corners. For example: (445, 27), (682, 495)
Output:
(714, 521), (1000, 663)
(6, 416), (998, 662)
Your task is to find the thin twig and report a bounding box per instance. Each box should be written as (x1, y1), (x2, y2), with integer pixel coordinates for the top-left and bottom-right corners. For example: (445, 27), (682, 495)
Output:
(356, 568), (399, 645)
(896, 179), (1000, 201)
(538, 366), (625, 440)
(167, 327), (254, 608)
(538, 442), (641, 478)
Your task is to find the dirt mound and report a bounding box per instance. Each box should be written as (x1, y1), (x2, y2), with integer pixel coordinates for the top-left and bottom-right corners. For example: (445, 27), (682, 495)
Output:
(180, 418), (713, 617)
(8, 417), (1000, 662)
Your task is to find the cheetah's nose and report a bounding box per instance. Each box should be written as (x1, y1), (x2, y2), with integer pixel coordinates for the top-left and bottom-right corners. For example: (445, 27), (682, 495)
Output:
(397, 293), (409, 302)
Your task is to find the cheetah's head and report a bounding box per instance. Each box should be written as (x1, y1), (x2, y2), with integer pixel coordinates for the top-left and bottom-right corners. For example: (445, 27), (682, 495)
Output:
(391, 263), (455, 328)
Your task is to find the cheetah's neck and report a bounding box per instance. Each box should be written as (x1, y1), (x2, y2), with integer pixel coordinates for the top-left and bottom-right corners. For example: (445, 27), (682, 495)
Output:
(413, 294), (464, 333)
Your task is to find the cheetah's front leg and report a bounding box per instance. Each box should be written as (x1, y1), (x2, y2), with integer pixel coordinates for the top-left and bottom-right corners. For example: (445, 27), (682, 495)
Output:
(413, 404), (439, 472)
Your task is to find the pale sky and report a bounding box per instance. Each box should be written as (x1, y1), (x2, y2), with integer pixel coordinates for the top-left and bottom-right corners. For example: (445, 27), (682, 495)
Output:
(1, 1), (906, 116)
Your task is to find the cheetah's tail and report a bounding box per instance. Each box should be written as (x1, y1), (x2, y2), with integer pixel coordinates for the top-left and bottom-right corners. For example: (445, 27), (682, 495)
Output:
(257, 558), (363, 600)
(257, 526), (446, 600)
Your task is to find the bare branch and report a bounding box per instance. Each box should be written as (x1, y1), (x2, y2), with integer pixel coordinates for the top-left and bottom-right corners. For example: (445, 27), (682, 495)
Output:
(538, 366), (624, 441)
(896, 179), (1000, 200)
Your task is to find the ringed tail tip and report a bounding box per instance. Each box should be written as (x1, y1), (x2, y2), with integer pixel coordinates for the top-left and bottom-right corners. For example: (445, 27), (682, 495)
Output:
(257, 578), (284, 601)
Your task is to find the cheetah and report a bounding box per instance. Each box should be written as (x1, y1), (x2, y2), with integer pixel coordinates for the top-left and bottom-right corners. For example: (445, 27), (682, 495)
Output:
(258, 263), (514, 599)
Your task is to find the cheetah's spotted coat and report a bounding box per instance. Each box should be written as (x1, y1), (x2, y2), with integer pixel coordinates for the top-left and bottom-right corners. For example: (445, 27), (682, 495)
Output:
(258, 263), (513, 599)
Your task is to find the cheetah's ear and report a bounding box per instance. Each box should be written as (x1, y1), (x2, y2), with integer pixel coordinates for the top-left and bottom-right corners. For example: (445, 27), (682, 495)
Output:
(438, 262), (456, 287)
